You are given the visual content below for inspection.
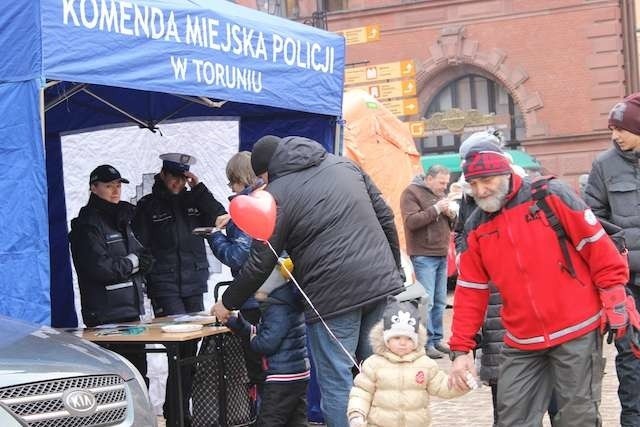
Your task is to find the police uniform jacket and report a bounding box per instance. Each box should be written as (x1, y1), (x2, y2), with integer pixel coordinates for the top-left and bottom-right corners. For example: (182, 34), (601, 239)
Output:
(69, 194), (145, 327)
(133, 175), (226, 298)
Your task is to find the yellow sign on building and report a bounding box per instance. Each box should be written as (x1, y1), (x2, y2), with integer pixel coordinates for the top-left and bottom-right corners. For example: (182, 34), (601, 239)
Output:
(379, 97), (419, 117)
(345, 60), (416, 86)
(405, 121), (426, 137)
(336, 25), (380, 45)
(364, 79), (416, 99)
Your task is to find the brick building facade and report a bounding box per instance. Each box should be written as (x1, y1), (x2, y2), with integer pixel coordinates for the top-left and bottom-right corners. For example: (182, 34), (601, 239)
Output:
(239, 0), (638, 187)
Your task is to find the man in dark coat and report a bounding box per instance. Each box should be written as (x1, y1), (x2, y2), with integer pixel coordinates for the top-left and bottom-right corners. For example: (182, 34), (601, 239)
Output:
(585, 92), (640, 427)
(132, 153), (227, 424)
(69, 164), (153, 384)
(212, 136), (404, 427)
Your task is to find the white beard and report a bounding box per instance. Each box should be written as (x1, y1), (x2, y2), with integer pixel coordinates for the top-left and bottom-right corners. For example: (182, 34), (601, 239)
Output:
(476, 195), (505, 213)
(473, 177), (510, 213)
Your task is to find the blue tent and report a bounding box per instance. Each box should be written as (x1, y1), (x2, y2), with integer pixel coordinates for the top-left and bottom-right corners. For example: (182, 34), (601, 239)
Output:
(1, 0), (344, 326)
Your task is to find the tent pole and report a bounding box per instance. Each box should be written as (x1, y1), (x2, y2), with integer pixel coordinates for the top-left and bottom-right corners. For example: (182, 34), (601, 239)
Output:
(44, 80), (61, 89)
(81, 89), (154, 130)
(173, 94), (227, 109)
(334, 118), (344, 155)
(45, 83), (87, 112)
(40, 87), (45, 145)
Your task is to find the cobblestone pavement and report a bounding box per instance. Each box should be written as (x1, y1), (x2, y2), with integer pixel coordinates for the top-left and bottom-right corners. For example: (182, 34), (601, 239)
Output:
(429, 304), (622, 427)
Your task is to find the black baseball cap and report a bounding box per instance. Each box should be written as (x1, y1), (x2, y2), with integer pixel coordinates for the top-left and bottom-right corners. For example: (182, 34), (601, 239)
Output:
(89, 165), (130, 184)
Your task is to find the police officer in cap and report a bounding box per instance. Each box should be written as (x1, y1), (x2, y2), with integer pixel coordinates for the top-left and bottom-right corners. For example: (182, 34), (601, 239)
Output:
(69, 164), (153, 384)
(132, 153), (228, 424)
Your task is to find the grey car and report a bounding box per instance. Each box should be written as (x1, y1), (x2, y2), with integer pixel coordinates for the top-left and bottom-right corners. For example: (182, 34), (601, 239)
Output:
(0, 315), (156, 426)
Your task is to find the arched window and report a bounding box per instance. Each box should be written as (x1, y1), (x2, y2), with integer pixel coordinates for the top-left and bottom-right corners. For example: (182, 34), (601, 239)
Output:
(418, 75), (525, 154)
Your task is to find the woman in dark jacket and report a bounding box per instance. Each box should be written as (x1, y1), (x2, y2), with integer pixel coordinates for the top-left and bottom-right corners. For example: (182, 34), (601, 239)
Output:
(69, 164), (154, 385)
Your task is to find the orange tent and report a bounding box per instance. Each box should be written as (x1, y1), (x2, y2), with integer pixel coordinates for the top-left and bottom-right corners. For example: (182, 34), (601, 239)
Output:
(342, 90), (421, 250)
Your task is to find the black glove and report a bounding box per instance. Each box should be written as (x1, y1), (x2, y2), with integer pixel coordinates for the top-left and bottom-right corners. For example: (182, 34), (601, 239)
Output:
(137, 251), (155, 275)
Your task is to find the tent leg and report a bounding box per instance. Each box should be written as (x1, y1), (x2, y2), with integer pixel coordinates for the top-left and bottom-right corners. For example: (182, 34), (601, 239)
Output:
(40, 87), (45, 146)
(334, 118), (344, 156)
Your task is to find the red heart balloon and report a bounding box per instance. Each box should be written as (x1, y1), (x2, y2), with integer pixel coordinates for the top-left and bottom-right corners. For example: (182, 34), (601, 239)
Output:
(229, 189), (276, 241)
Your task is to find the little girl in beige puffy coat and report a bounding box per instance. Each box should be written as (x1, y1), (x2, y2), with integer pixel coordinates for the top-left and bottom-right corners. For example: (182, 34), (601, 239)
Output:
(347, 297), (469, 427)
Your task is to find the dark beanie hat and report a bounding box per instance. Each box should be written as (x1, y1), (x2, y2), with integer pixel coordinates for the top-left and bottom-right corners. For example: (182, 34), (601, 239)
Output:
(609, 92), (640, 135)
(251, 135), (282, 175)
(462, 141), (512, 180)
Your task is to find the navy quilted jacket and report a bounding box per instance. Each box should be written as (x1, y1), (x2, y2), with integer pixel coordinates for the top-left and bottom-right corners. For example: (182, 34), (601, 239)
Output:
(250, 284), (310, 382)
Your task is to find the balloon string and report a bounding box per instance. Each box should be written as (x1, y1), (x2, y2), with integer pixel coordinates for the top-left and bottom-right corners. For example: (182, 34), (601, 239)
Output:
(265, 241), (361, 373)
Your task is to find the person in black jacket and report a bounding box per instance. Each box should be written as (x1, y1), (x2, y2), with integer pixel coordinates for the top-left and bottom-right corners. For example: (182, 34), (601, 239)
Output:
(132, 153), (228, 424)
(585, 93), (640, 427)
(69, 164), (153, 384)
(212, 136), (404, 427)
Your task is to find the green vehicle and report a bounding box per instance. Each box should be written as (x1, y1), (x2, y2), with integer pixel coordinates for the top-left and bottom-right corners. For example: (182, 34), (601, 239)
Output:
(420, 149), (542, 179)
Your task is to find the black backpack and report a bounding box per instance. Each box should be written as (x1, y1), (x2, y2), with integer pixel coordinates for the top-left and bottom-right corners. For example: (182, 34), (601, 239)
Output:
(529, 176), (626, 278)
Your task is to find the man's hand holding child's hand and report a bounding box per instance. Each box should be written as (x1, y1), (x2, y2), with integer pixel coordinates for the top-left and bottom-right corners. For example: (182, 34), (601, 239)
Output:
(449, 352), (477, 391)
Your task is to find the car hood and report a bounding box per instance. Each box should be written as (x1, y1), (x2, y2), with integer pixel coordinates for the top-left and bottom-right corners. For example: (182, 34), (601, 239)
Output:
(0, 316), (135, 387)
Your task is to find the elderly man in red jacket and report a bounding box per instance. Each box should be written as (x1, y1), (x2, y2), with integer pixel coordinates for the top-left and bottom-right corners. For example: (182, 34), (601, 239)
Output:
(448, 142), (630, 427)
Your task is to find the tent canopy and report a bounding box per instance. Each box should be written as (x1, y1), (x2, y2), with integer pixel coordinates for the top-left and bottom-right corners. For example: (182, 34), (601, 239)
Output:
(43, 0), (344, 116)
(0, 0), (345, 326)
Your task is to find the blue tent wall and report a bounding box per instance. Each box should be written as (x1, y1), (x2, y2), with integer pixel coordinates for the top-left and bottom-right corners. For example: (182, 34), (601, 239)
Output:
(46, 133), (77, 328)
(0, 1), (51, 324)
(0, 81), (51, 325)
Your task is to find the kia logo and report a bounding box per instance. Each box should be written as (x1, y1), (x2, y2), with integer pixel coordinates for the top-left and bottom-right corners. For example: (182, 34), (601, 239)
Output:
(62, 389), (97, 416)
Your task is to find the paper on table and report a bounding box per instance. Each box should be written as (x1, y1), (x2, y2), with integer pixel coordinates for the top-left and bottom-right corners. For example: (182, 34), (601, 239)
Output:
(94, 324), (140, 329)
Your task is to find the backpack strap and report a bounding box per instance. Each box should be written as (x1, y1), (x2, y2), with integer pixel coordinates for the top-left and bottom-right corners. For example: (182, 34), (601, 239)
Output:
(529, 176), (577, 278)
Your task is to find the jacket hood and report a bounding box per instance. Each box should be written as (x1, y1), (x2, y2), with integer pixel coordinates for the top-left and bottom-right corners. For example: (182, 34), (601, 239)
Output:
(267, 136), (327, 181)
(503, 173), (522, 205)
(411, 174), (427, 188)
(369, 321), (426, 362)
(265, 283), (302, 309)
(612, 139), (640, 164)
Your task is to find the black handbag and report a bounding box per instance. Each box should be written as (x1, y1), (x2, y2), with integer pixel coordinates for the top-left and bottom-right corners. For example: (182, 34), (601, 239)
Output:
(191, 282), (257, 426)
